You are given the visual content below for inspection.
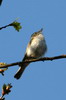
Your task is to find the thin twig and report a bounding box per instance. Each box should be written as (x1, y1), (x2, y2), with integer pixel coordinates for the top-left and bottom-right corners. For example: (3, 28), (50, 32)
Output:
(0, 54), (66, 68)
(0, 23), (12, 30)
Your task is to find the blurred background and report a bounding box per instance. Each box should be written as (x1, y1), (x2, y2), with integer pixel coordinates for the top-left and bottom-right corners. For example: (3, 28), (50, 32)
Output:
(0, 0), (66, 100)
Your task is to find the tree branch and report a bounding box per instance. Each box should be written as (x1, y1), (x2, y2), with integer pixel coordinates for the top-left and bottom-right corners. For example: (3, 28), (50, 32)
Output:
(0, 21), (22, 31)
(0, 23), (12, 30)
(0, 54), (66, 69)
(0, 0), (3, 6)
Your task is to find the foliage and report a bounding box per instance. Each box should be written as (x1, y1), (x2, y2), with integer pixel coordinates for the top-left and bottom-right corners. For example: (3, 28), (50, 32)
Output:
(10, 21), (22, 32)
(0, 83), (12, 100)
(0, 63), (8, 76)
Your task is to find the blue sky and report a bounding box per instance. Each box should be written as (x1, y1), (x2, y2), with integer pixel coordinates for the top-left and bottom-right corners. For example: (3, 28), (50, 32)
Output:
(0, 0), (66, 100)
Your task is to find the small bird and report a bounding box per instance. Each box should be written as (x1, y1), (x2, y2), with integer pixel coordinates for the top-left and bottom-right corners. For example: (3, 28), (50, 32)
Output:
(14, 28), (47, 79)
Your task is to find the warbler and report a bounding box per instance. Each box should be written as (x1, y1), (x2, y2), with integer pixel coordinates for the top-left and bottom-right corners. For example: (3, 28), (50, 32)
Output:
(14, 28), (47, 79)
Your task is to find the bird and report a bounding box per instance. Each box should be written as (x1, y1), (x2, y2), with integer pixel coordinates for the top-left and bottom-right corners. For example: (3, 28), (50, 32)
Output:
(14, 28), (47, 79)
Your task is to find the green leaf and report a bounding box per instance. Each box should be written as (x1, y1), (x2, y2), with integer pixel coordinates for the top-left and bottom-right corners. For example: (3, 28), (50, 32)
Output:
(0, 62), (7, 66)
(2, 84), (6, 91)
(0, 62), (8, 71)
(10, 21), (22, 32)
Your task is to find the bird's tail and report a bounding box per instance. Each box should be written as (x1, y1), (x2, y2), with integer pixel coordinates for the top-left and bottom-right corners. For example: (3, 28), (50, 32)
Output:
(14, 63), (29, 79)
(14, 54), (30, 79)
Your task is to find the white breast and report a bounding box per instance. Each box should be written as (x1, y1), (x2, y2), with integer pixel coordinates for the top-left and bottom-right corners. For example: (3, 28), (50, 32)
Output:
(26, 34), (47, 58)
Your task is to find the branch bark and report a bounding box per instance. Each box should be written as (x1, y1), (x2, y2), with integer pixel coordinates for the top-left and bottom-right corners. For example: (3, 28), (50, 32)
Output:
(0, 23), (12, 30)
(0, 54), (66, 68)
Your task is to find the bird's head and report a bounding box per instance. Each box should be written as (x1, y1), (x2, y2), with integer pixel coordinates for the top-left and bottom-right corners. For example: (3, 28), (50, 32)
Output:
(31, 28), (43, 38)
